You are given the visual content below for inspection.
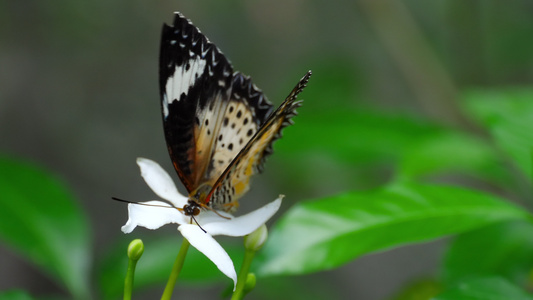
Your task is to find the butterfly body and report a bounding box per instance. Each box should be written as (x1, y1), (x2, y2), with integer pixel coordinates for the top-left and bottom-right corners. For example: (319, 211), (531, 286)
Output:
(159, 12), (311, 214)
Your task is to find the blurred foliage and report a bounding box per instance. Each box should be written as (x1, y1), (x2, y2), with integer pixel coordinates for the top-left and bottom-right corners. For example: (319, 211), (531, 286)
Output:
(443, 221), (533, 288)
(0, 157), (91, 299)
(462, 89), (533, 184)
(1, 1), (533, 300)
(277, 108), (512, 188)
(389, 278), (441, 300)
(0, 290), (34, 300)
(433, 276), (533, 300)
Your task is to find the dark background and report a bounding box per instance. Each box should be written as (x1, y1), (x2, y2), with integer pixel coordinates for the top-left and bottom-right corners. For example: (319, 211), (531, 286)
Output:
(1, 0), (533, 299)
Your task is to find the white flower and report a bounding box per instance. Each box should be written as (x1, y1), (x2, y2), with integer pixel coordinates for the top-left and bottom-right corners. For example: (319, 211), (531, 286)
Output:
(121, 158), (282, 288)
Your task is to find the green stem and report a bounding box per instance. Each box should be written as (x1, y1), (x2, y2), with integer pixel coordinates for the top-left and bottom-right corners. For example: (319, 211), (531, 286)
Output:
(161, 238), (190, 300)
(231, 249), (256, 300)
(124, 239), (144, 300)
(123, 258), (138, 300)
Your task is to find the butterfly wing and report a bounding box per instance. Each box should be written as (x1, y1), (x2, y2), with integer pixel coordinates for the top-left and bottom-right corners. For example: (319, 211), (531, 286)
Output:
(207, 71), (312, 211)
(204, 73), (274, 186)
(159, 13), (273, 194)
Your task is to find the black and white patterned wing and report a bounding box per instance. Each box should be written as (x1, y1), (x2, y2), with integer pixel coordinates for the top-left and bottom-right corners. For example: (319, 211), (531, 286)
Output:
(159, 12), (273, 194)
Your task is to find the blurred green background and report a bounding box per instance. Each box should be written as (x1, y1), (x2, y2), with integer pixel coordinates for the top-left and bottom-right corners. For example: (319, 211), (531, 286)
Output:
(1, 0), (533, 299)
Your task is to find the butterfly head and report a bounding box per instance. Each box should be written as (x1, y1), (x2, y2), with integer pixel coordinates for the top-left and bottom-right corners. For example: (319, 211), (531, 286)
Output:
(183, 200), (201, 216)
(182, 200), (208, 233)
(183, 183), (212, 216)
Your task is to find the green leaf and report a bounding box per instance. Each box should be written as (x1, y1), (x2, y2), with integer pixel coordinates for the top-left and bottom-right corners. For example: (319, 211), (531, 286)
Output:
(442, 220), (533, 286)
(433, 276), (533, 300)
(462, 88), (533, 181)
(0, 156), (91, 299)
(98, 236), (244, 299)
(255, 183), (530, 276)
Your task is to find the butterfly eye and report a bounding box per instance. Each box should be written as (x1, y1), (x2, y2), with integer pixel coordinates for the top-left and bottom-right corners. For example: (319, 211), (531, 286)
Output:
(192, 206), (200, 216)
(183, 201), (201, 216)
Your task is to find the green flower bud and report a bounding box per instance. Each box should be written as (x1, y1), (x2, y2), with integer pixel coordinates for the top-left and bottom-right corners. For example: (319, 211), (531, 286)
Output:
(243, 273), (256, 294)
(127, 239), (144, 261)
(244, 224), (268, 251)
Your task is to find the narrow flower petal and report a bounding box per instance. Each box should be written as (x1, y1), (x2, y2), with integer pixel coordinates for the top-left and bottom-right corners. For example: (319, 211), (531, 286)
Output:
(121, 201), (187, 233)
(202, 197), (283, 237)
(136, 158), (187, 207)
(179, 224), (237, 289)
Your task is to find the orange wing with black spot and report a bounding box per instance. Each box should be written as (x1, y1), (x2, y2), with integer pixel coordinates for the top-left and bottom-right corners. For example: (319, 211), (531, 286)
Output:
(207, 71), (312, 211)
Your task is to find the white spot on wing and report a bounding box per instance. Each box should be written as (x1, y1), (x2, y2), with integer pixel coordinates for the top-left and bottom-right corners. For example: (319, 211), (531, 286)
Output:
(163, 57), (207, 117)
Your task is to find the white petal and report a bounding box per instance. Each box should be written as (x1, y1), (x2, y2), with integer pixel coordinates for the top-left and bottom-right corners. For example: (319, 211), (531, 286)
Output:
(203, 197), (283, 237)
(136, 158), (187, 207)
(179, 224), (237, 289)
(196, 210), (233, 225)
(121, 201), (187, 233)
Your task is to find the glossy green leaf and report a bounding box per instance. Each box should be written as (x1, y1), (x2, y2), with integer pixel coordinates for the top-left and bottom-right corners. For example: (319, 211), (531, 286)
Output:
(255, 183), (530, 276)
(462, 88), (533, 181)
(0, 156), (91, 299)
(433, 276), (533, 300)
(98, 236), (243, 299)
(442, 220), (533, 286)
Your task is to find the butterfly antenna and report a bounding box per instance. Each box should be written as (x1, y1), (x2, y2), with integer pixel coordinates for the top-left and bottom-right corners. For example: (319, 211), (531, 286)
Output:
(190, 215), (207, 233)
(111, 197), (182, 210)
(112, 197), (138, 204)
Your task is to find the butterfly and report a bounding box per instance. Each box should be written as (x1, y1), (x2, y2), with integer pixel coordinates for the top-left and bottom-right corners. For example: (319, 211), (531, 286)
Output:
(159, 12), (311, 217)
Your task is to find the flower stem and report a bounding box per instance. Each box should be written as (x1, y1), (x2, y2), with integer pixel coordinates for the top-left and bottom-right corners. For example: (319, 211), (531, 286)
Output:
(123, 259), (137, 300)
(231, 248), (256, 300)
(124, 239), (144, 300)
(161, 238), (190, 300)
